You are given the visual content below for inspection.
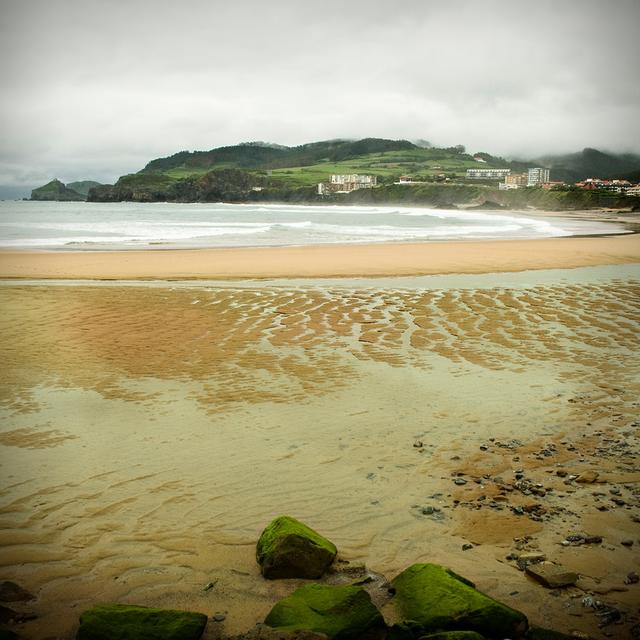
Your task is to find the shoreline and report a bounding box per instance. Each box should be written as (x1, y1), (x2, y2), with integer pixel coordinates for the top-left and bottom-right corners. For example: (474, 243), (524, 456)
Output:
(0, 233), (638, 280)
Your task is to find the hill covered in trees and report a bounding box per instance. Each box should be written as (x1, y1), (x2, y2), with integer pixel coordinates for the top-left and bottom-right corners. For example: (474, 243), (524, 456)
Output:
(31, 139), (640, 210)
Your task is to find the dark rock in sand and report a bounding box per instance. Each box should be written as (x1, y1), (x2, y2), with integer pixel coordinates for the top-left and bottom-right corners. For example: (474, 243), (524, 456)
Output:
(625, 572), (639, 585)
(256, 516), (337, 579)
(76, 604), (208, 640)
(264, 583), (384, 640)
(0, 581), (34, 602)
(0, 604), (36, 624)
(388, 563), (527, 639)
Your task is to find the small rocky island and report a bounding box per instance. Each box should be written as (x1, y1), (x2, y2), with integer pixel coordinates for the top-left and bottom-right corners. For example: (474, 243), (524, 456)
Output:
(30, 179), (101, 202)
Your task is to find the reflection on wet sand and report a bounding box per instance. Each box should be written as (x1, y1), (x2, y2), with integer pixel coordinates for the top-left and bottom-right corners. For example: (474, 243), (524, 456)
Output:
(0, 280), (638, 638)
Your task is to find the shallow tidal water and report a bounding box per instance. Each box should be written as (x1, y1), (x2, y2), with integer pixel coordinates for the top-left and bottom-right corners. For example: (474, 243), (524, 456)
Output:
(0, 266), (639, 638)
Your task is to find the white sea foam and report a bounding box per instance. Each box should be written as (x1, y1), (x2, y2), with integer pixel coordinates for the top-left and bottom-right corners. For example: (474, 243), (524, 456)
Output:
(0, 200), (621, 250)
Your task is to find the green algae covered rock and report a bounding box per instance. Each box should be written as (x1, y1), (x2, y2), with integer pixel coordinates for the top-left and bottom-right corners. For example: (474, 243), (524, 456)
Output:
(264, 583), (384, 640)
(257, 516), (337, 579)
(76, 604), (208, 640)
(390, 564), (527, 639)
(420, 632), (487, 640)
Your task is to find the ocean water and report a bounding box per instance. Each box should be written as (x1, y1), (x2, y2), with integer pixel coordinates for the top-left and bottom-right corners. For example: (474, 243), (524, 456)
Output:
(0, 200), (625, 250)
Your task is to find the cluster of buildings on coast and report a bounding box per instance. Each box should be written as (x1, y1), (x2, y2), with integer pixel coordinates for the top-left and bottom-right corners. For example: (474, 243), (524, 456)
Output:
(467, 167), (551, 188)
(466, 167), (640, 195)
(317, 170), (640, 196)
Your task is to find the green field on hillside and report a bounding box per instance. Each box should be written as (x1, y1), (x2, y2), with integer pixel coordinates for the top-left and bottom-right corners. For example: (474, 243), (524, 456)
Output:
(154, 148), (500, 189)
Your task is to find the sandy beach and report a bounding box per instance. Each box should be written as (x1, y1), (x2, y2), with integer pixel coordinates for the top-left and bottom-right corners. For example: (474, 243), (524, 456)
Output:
(0, 229), (639, 639)
(0, 233), (639, 280)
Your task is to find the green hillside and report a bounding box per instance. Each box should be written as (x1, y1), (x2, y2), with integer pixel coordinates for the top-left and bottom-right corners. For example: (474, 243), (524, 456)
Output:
(85, 138), (640, 209)
(66, 180), (102, 196)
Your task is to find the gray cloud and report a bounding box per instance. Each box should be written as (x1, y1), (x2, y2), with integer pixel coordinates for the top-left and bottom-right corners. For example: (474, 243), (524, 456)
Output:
(1, 0), (639, 192)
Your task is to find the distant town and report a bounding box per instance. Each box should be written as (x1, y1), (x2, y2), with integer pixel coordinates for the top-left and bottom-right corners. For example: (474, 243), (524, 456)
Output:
(318, 166), (640, 196)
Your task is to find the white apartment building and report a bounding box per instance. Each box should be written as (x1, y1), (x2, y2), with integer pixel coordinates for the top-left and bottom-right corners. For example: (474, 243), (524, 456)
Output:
(527, 167), (550, 186)
(318, 174), (377, 195)
(466, 168), (511, 179)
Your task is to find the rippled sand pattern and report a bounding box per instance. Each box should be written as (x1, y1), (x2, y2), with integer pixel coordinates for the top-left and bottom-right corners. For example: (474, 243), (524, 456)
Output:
(1, 283), (639, 414)
(0, 281), (639, 638)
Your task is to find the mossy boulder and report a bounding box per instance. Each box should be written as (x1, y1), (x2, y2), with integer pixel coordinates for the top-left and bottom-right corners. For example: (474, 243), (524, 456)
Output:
(389, 564), (527, 639)
(76, 604), (208, 640)
(257, 516), (337, 579)
(264, 583), (384, 640)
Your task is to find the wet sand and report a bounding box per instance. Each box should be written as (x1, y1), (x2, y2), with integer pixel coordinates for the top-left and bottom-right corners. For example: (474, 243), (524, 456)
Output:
(1, 272), (639, 639)
(0, 233), (639, 280)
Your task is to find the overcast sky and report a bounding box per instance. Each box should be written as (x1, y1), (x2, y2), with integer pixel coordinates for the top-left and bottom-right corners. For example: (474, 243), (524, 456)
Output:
(1, 0), (639, 193)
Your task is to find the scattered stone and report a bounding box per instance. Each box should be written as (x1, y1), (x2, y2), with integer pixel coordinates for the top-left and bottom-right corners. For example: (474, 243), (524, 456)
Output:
(575, 471), (599, 484)
(562, 533), (603, 546)
(76, 604), (208, 640)
(453, 478), (467, 486)
(0, 604), (36, 624)
(411, 505), (445, 522)
(0, 581), (34, 602)
(518, 552), (546, 564)
(555, 470), (568, 478)
(413, 441), (424, 448)
(256, 515), (337, 580)
(596, 605), (622, 627)
(525, 562), (579, 588)
(565, 534), (584, 543)
(387, 563), (528, 638)
(621, 539), (634, 547)
(203, 581), (216, 592)
(625, 572), (639, 585)
(213, 613), (226, 622)
(461, 544), (474, 551)
(264, 584), (384, 639)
